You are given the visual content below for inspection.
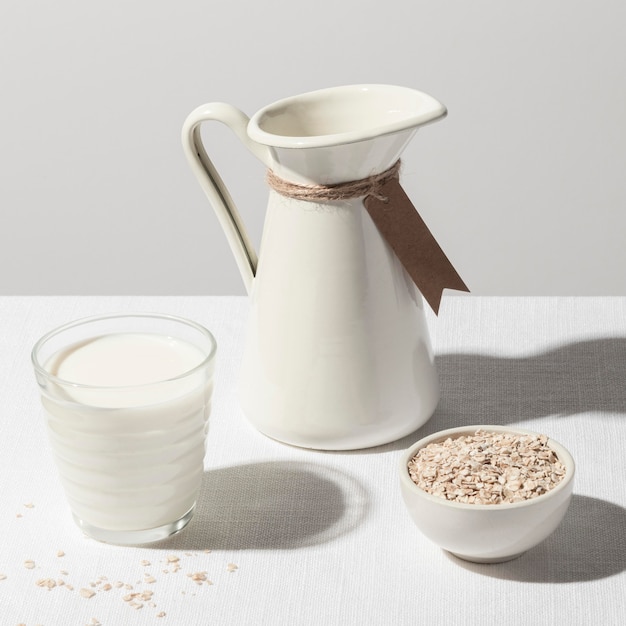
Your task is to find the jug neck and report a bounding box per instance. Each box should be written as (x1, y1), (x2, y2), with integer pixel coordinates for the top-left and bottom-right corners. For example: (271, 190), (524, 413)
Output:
(265, 131), (417, 185)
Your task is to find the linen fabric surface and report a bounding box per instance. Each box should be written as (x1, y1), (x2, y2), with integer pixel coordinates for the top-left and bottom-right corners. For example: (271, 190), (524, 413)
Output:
(0, 295), (625, 625)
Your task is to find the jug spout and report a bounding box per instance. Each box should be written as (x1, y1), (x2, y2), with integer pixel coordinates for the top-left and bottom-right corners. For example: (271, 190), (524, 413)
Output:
(247, 84), (447, 185)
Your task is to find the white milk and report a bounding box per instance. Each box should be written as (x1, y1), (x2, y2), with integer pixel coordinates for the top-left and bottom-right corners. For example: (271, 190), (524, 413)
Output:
(41, 332), (214, 534)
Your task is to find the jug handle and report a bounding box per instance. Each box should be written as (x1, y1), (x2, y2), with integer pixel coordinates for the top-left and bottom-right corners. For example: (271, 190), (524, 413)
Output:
(181, 103), (272, 294)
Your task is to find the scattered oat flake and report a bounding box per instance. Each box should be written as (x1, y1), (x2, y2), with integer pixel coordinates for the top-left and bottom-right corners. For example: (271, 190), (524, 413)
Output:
(66, 584), (75, 591)
(24, 560), (36, 569)
(57, 550), (65, 557)
(145, 575), (156, 584)
(36, 578), (57, 590)
(16, 513), (23, 518)
(227, 563), (238, 572)
(80, 588), (96, 599)
(60, 569), (69, 575)
(102, 583), (112, 591)
(166, 555), (179, 563)
(157, 612), (166, 618)
(0, 574), (6, 580)
(24, 503), (35, 508)
(188, 571), (208, 584)
(140, 559), (151, 566)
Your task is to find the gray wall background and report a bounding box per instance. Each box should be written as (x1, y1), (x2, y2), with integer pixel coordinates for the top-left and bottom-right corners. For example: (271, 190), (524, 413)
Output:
(2, 1), (625, 296)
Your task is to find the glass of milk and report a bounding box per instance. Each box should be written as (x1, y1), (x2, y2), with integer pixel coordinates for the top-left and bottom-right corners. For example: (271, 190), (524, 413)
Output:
(31, 313), (217, 545)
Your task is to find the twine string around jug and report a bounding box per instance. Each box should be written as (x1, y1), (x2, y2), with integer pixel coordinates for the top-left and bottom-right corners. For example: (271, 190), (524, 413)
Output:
(266, 160), (401, 203)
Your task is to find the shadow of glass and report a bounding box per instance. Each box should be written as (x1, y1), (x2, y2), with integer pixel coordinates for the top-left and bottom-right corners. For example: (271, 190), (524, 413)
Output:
(150, 460), (369, 551)
(446, 495), (626, 582)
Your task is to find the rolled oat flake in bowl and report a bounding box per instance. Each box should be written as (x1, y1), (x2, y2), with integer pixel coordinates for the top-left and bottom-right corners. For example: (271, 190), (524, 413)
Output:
(407, 429), (567, 505)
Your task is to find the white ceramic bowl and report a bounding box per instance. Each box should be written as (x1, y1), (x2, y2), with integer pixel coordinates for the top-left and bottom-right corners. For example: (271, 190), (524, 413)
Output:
(399, 425), (575, 563)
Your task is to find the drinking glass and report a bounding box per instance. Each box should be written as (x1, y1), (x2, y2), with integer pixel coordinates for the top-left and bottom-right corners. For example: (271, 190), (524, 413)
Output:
(31, 313), (217, 545)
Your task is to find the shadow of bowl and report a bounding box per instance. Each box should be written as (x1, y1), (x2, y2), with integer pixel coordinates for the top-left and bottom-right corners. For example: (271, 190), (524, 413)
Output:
(446, 495), (626, 582)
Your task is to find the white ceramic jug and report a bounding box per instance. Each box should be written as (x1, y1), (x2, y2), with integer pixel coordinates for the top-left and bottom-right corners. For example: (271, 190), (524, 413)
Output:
(182, 84), (445, 450)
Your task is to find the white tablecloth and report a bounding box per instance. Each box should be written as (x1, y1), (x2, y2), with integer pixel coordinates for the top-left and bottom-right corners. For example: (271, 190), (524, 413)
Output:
(1, 295), (625, 625)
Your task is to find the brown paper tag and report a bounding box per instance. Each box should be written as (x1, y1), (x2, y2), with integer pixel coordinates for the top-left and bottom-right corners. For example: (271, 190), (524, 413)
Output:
(364, 177), (469, 314)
